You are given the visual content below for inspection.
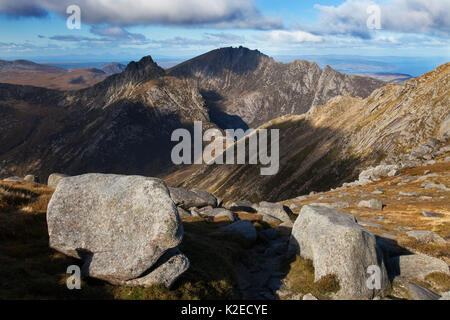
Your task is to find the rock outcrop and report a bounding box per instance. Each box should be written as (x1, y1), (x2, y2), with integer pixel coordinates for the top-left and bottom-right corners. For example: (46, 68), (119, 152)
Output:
(289, 205), (389, 299)
(47, 174), (188, 287)
(389, 254), (449, 280)
(169, 187), (218, 210)
(254, 202), (291, 223)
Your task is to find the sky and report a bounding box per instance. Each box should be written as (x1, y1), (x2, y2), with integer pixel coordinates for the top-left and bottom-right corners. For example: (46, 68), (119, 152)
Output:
(0, 0), (449, 73)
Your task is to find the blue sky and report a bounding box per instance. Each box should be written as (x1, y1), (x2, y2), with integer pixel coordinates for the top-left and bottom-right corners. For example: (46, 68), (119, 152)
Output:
(0, 0), (448, 68)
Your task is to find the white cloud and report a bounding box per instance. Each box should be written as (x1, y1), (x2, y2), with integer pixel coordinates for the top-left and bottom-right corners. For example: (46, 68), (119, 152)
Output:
(314, 0), (450, 38)
(261, 30), (323, 43)
(0, 0), (282, 29)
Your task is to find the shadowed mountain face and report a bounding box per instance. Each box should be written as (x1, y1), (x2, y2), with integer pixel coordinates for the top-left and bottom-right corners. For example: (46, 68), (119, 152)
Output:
(0, 48), (392, 182)
(101, 62), (127, 75)
(165, 63), (450, 203)
(0, 56), (213, 182)
(169, 46), (386, 128)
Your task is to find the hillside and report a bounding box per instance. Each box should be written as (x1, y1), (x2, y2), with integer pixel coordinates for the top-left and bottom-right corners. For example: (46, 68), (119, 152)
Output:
(169, 46), (386, 128)
(165, 63), (450, 202)
(0, 56), (214, 182)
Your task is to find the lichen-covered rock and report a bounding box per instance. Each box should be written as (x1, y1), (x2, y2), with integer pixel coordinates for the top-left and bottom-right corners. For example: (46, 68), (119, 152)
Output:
(169, 187), (217, 209)
(47, 173), (69, 188)
(200, 207), (236, 221)
(289, 205), (389, 299)
(405, 282), (441, 300)
(255, 201), (291, 223)
(177, 207), (191, 218)
(3, 176), (22, 182)
(406, 231), (446, 244)
(47, 174), (185, 286)
(358, 199), (383, 211)
(226, 200), (256, 213)
(359, 165), (399, 182)
(24, 175), (37, 183)
(110, 248), (190, 288)
(389, 254), (449, 280)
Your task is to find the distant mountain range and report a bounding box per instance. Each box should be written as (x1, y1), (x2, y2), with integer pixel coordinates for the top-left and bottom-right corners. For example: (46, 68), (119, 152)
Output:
(0, 47), (387, 182)
(0, 59), (126, 90)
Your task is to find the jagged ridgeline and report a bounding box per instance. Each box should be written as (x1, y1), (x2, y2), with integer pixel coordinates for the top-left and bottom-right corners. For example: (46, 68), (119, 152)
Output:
(168, 62), (450, 202)
(0, 47), (387, 183)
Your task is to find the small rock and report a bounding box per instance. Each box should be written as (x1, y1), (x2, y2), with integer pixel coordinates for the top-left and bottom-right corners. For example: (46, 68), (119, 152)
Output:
(276, 289), (295, 299)
(3, 176), (23, 182)
(371, 190), (385, 195)
(389, 254), (449, 280)
(358, 199), (383, 211)
(226, 200), (256, 213)
(177, 207), (191, 218)
(303, 293), (318, 300)
(47, 173), (69, 188)
(262, 214), (283, 224)
(358, 220), (385, 230)
(190, 208), (202, 217)
(309, 202), (350, 209)
(405, 282), (441, 300)
(169, 187), (217, 209)
(399, 191), (419, 197)
(422, 211), (443, 218)
(24, 175), (38, 183)
(424, 170), (431, 175)
(406, 230), (446, 244)
(256, 202), (291, 223)
(337, 193), (351, 198)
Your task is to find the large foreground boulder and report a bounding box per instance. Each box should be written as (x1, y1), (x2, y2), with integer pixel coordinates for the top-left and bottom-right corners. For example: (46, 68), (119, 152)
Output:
(289, 205), (389, 299)
(47, 174), (188, 287)
(169, 187), (217, 209)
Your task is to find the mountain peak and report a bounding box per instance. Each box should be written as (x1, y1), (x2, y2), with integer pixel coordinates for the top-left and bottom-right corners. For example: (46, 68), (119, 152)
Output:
(104, 55), (165, 85)
(168, 46), (271, 78)
(124, 56), (163, 75)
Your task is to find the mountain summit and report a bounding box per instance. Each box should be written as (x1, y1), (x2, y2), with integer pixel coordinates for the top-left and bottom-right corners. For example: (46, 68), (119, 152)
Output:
(169, 47), (386, 128)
